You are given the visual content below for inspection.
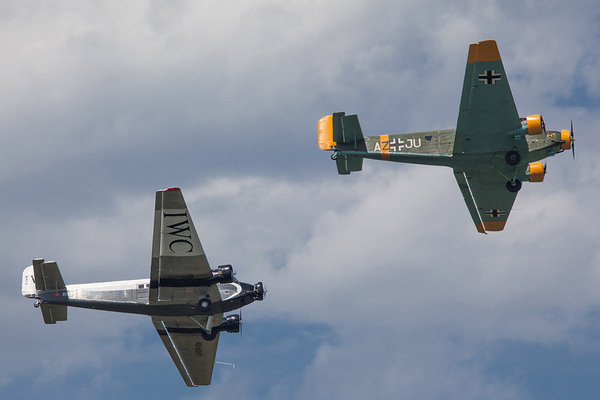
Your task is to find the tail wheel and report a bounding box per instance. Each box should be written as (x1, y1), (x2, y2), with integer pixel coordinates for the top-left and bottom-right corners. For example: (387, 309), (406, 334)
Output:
(505, 150), (521, 166)
(198, 298), (212, 312)
(506, 179), (522, 193)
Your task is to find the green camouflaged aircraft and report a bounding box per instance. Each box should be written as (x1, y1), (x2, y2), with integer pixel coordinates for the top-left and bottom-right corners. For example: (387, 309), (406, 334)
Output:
(318, 40), (574, 234)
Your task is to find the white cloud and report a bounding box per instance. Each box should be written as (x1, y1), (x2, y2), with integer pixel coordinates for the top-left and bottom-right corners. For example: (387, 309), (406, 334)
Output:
(2, 0), (600, 398)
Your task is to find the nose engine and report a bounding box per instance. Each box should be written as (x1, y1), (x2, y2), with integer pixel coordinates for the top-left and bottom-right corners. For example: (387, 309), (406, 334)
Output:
(253, 282), (266, 301)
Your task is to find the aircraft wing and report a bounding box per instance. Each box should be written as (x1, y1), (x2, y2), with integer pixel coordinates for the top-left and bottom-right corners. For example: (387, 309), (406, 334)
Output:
(454, 40), (524, 154)
(149, 187), (221, 305)
(454, 170), (517, 233)
(152, 315), (223, 386)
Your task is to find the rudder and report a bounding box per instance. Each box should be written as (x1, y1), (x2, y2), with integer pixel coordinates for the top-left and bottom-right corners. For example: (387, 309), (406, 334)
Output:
(319, 112), (364, 174)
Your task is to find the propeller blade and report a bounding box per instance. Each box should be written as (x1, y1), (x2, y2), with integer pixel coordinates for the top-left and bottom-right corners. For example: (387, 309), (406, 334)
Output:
(571, 120), (575, 159)
(541, 115), (546, 132)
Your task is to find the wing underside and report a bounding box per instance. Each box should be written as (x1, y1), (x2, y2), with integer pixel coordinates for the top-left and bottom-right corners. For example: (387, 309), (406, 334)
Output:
(149, 188), (223, 385)
(152, 315), (222, 386)
(454, 40), (524, 155)
(149, 188), (221, 305)
(454, 170), (517, 233)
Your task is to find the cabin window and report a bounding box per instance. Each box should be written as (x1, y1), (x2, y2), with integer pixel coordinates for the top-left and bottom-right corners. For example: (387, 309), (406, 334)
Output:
(138, 284), (144, 289)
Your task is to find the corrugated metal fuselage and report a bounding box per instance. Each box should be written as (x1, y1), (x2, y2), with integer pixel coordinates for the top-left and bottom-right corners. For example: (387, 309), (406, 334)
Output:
(337, 128), (566, 169)
(26, 279), (257, 317)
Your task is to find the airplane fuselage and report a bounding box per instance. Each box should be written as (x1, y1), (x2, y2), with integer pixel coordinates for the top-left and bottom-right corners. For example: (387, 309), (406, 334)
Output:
(24, 278), (258, 317)
(335, 127), (566, 170)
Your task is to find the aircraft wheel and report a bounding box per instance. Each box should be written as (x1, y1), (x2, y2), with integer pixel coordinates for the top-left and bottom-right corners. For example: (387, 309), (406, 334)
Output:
(33, 301), (41, 308)
(198, 298), (212, 313)
(331, 151), (341, 160)
(202, 330), (218, 341)
(506, 179), (522, 193)
(505, 150), (521, 166)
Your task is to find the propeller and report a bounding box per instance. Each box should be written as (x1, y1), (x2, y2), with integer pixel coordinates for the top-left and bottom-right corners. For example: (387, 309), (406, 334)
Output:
(239, 310), (244, 337)
(541, 115), (547, 132)
(570, 120), (575, 159)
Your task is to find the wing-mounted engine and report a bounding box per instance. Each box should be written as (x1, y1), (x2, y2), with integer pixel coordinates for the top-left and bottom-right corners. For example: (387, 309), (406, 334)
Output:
(200, 314), (241, 340)
(219, 314), (241, 333)
(203, 264), (235, 286)
(527, 162), (547, 182)
(525, 114), (546, 135)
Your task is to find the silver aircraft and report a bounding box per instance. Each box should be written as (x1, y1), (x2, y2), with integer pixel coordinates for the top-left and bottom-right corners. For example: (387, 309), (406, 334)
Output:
(22, 187), (265, 386)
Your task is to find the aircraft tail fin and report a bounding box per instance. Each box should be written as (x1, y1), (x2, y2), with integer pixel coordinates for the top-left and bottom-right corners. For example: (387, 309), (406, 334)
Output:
(22, 259), (68, 324)
(319, 112), (364, 174)
(32, 258), (66, 291)
(318, 112), (365, 150)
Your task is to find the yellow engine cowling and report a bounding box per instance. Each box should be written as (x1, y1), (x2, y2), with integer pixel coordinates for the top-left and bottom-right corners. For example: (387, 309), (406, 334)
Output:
(526, 114), (545, 135)
(560, 129), (572, 150)
(528, 162), (545, 182)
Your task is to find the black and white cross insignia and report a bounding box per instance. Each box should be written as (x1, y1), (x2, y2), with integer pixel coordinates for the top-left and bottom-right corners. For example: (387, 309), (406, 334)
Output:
(478, 70), (501, 85)
(484, 209), (506, 218)
(389, 138), (404, 152)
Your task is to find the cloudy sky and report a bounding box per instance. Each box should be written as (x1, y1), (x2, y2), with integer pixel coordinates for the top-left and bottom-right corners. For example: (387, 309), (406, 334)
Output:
(2, 0), (600, 398)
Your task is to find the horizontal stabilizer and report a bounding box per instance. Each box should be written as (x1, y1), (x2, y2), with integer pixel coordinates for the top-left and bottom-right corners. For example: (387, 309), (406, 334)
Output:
(336, 155), (363, 175)
(40, 303), (67, 324)
(32, 259), (66, 291)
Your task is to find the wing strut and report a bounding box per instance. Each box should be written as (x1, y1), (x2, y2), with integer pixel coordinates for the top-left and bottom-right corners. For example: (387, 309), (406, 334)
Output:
(190, 315), (215, 334)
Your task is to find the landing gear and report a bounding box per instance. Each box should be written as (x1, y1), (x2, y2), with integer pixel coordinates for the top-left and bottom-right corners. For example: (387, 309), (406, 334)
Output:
(198, 297), (212, 312)
(505, 150), (521, 166)
(331, 150), (341, 160)
(202, 330), (218, 341)
(33, 301), (41, 308)
(506, 179), (522, 193)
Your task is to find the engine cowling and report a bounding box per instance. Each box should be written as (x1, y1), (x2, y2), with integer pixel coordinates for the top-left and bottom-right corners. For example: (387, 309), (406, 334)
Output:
(526, 114), (545, 135)
(210, 265), (234, 284)
(528, 162), (545, 182)
(220, 314), (241, 333)
(253, 282), (266, 301)
(561, 129), (572, 150)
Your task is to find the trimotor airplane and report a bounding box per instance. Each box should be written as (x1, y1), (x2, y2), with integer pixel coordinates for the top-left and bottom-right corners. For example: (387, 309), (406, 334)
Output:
(22, 187), (265, 386)
(318, 40), (574, 233)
